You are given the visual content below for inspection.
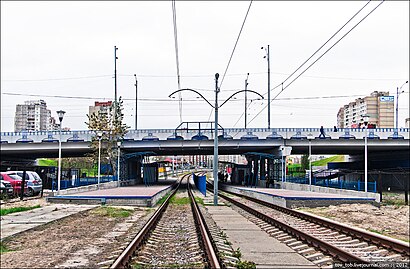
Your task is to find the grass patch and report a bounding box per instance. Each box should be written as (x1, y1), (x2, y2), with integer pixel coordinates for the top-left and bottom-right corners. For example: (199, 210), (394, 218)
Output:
(156, 193), (172, 205)
(92, 206), (133, 218)
(0, 242), (12, 254)
(0, 205), (41, 216)
(37, 158), (58, 166)
(194, 197), (204, 205)
(236, 260), (256, 269)
(382, 199), (408, 207)
(169, 196), (190, 205)
(312, 155), (345, 166)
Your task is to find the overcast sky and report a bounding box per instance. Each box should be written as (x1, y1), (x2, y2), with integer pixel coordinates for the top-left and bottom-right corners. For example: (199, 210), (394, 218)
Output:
(1, 1), (409, 132)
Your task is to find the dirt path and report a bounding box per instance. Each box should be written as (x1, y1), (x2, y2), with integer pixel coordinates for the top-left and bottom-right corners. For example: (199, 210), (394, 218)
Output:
(1, 205), (154, 268)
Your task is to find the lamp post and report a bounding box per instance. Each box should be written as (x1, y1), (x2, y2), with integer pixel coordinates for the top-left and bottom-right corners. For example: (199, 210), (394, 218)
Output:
(396, 81), (408, 130)
(169, 74), (264, 205)
(97, 131), (103, 189)
(56, 110), (65, 195)
(363, 114), (369, 193)
(307, 133), (314, 191)
(134, 74), (138, 130)
(117, 140), (121, 187)
(261, 45), (271, 129)
(245, 73), (249, 129)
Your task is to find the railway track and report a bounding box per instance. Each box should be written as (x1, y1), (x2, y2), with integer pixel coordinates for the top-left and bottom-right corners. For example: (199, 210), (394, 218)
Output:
(214, 186), (409, 267)
(110, 174), (220, 269)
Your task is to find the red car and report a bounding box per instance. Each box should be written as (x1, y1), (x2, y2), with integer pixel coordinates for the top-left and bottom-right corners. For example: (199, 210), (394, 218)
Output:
(0, 172), (28, 197)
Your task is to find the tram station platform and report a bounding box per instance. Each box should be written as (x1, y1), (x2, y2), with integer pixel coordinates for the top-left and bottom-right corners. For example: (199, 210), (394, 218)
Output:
(47, 179), (177, 207)
(220, 184), (377, 208)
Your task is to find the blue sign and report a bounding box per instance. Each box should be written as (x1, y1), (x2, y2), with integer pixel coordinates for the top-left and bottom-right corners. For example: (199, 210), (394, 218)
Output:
(380, 96), (394, 102)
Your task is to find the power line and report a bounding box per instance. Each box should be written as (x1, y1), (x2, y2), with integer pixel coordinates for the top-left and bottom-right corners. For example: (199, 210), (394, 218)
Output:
(3, 92), (391, 102)
(247, 0), (385, 126)
(278, 0), (372, 90)
(207, 0), (253, 124)
(2, 75), (112, 82)
(3, 72), (404, 82)
(172, 0), (183, 123)
(219, 1), (253, 89)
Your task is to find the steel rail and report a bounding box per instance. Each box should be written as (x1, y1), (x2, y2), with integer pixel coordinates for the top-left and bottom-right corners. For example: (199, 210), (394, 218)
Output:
(110, 178), (181, 268)
(217, 191), (368, 263)
(188, 178), (221, 268)
(221, 188), (410, 256)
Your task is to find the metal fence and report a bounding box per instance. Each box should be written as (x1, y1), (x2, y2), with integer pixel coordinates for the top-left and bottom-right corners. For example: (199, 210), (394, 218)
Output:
(51, 176), (115, 191)
(285, 176), (377, 193)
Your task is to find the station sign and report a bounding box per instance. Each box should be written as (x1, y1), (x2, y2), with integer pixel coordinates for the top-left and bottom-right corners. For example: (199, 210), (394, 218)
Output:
(380, 96), (394, 102)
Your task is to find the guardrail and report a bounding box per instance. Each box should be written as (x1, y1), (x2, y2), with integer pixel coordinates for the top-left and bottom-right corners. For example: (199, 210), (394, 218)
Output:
(1, 127), (409, 143)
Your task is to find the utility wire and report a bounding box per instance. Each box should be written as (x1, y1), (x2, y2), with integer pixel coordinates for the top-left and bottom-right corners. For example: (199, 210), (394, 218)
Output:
(172, 0), (183, 123)
(268, 0), (372, 95)
(246, 0), (384, 126)
(4, 72), (403, 82)
(2, 75), (112, 82)
(207, 0), (253, 123)
(219, 0), (253, 89)
(3, 92), (383, 102)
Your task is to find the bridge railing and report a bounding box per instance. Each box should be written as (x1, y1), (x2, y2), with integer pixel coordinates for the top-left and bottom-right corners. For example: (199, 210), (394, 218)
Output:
(1, 127), (409, 143)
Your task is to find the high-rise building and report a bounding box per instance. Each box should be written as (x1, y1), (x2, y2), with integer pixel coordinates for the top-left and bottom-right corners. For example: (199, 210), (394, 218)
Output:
(88, 101), (113, 118)
(337, 91), (394, 128)
(14, 100), (57, 132)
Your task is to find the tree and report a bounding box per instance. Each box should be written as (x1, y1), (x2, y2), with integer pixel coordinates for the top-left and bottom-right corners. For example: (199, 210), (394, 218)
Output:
(301, 154), (309, 171)
(85, 97), (129, 175)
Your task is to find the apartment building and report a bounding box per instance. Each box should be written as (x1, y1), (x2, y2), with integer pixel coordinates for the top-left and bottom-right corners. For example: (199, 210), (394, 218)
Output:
(88, 101), (113, 118)
(337, 91), (394, 128)
(14, 100), (57, 132)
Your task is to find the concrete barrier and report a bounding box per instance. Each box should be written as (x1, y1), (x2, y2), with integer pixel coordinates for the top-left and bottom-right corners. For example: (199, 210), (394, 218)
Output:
(278, 181), (380, 203)
(48, 181), (118, 197)
(221, 184), (287, 207)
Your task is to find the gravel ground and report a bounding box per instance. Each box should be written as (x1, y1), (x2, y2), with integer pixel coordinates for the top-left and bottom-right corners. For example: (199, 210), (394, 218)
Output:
(298, 203), (409, 242)
(1, 203), (154, 269)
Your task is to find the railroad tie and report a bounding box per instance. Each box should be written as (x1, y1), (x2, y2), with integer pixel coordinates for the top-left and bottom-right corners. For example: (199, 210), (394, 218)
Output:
(305, 252), (324, 260)
(312, 256), (333, 266)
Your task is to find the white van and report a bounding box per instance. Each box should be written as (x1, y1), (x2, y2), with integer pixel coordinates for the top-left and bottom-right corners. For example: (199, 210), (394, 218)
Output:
(5, 171), (43, 196)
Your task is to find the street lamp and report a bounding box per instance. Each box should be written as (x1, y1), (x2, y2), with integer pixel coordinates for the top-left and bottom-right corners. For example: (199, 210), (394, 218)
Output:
(56, 110), (65, 195)
(396, 81), (408, 130)
(363, 114), (369, 193)
(117, 140), (122, 187)
(261, 45), (271, 129)
(169, 73), (264, 205)
(134, 74), (138, 130)
(307, 133), (314, 191)
(97, 131), (103, 189)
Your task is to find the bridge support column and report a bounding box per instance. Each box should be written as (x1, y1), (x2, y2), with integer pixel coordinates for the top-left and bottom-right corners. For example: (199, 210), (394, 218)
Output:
(253, 158), (259, 188)
(260, 158), (266, 181)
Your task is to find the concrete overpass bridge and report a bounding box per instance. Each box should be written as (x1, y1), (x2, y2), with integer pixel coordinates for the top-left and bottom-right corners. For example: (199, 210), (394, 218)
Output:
(1, 127), (409, 159)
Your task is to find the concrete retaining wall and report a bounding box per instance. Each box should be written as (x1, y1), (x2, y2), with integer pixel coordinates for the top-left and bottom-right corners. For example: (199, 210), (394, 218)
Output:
(278, 181), (380, 203)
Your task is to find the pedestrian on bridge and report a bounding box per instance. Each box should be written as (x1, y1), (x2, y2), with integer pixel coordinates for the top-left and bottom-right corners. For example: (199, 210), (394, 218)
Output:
(319, 126), (326, 138)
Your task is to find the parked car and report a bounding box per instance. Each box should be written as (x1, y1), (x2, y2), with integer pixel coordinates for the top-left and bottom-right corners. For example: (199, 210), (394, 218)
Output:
(4, 171), (42, 196)
(0, 172), (28, 196)
(0, 179), (14, 197)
